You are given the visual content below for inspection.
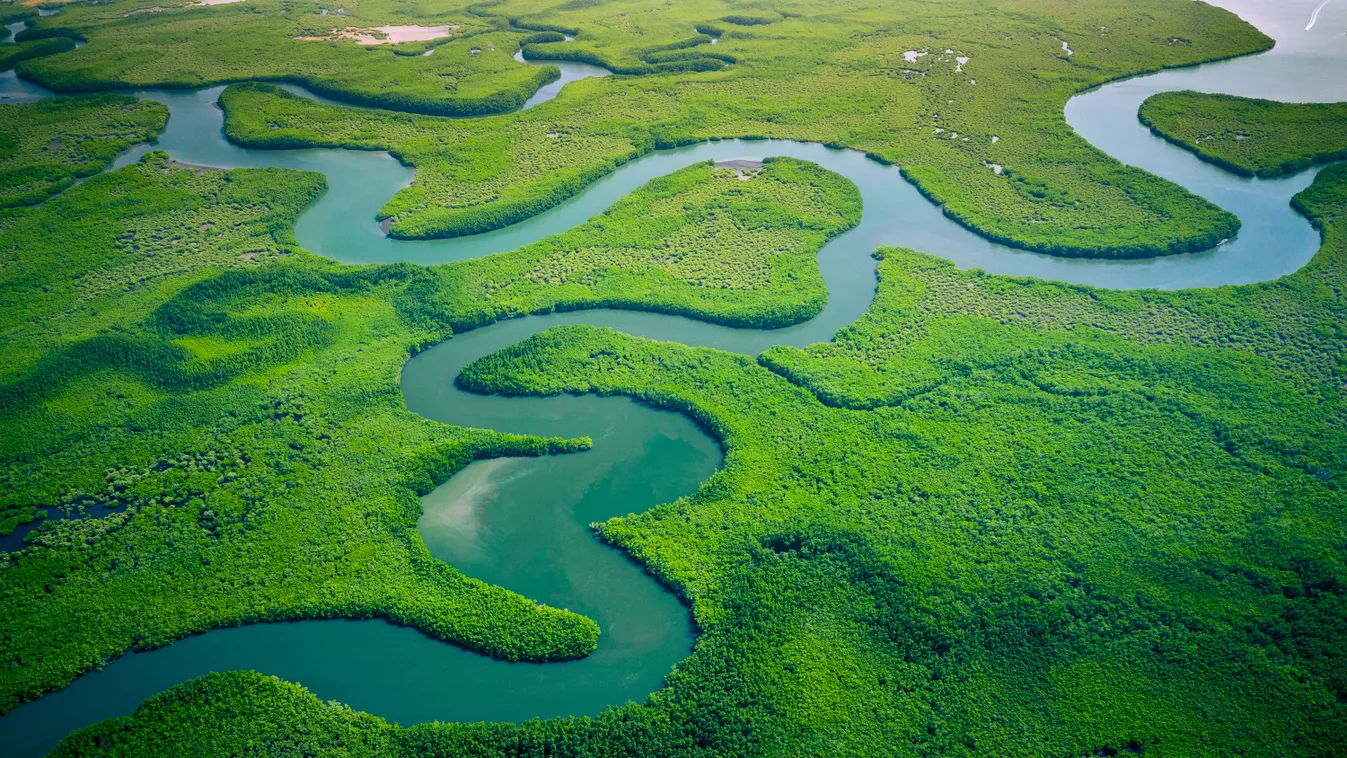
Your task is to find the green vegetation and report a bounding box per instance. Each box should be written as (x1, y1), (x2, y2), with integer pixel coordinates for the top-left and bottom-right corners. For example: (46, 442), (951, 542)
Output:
(0, 150), (602, 704)
(409, 157), (861, 330)
(50, 161), (1347, 757)
(519, 29), (730, 76)
(5, 1), (1347, 755)
(1, 8), (37, 29)
(0, 36), (75, 72)
(0, 94), (165, 207)
(22, 0), (1273, 258)
(1139, 90), (1347, 177)
(14, 2), (559, 116)
(0, 145), (859, 713)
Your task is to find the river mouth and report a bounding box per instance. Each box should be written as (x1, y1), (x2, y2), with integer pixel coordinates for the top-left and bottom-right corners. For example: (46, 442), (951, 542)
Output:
(2, 1), (1346, 755)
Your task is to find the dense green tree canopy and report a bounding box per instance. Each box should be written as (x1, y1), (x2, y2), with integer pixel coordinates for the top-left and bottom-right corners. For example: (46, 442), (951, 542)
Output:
(1140, 91), (1347, 177)
(0, 148), (861, 715)
(41, 160), (1347, 758)
(0, 94), (165, 208)
(1, 0), (1345, 755)
(15, 0), (1271, 258)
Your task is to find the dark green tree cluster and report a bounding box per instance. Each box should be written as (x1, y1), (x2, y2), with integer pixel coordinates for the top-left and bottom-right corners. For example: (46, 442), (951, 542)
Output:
(719, 14), (781, 27)
(15, 0), (1272, 258)
(0, 94), (166, 208)
(12, 2), (558, 117)
(516, 25), (731, 76)
(410, 156), (861, 330)
(0, 138), (859, 720)
(1139, 90), (1347, 177)
(52, 163), (1347, 754)
(2, 2), (1345, 756)
(0, 37), (75, 73)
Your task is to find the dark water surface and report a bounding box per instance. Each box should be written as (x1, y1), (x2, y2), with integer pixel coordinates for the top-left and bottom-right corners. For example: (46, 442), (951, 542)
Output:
(2, 1), (1346, 754)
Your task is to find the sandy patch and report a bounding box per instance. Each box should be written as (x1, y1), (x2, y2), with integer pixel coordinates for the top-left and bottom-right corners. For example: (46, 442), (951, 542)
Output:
(715, 158), (764, 179)
(419, 459), (524, 557)
(342, 24), (458, 44)
(125, 0), (242, 14)
(300, 24), (460, 45)
(170, 160), (217, 174)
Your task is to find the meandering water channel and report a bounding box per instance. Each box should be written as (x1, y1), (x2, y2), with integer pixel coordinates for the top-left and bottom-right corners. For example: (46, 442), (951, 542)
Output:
(2, 1), (1346, 754)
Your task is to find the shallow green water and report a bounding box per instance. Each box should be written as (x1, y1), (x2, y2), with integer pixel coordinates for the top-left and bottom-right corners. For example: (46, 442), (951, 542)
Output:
(2, 1), (1346, 754)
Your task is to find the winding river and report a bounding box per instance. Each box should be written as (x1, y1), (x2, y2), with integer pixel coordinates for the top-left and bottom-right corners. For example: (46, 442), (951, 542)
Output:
(2, 1), (1345, 754)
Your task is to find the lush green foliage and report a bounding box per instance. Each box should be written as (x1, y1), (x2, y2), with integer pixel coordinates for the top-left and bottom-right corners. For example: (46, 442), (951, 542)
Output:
(56, 163), (1347, 756)
(6, 1), (1347, 755)
(760, 165), (1347, 408)
(0, 36), (75, 72)
(0, 148), (858, 714)
(26, 0), (1270, 258)
(14, 1), (559, 116)
(0, 94), (165, 208)
(404, 157), (860, 330)
(0, 153), (605, 706)
(519, 28), (730, 76)
(1139, 90), (1347, 177)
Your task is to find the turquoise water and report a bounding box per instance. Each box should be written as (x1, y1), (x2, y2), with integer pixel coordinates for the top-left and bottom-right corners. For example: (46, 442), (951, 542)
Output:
(2, 1), (1346, 754)
(83, 72), (1338, 287)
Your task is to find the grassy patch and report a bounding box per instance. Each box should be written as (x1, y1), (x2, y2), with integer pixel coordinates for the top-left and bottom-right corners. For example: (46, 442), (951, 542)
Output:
(18, 0), (1275, 258)
(0, 136), (859, 716)
(5, 3), (1347, 755)
(0, 93), (166, 207)
(67, 163), (1347, 756)
(1139, 91), (1347, 177)
(15, 3), (557, 116)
